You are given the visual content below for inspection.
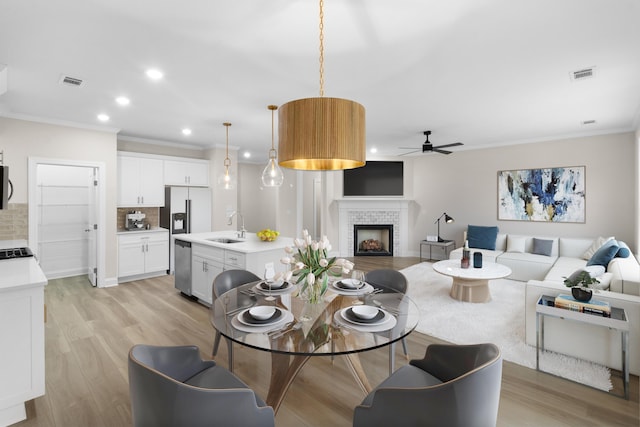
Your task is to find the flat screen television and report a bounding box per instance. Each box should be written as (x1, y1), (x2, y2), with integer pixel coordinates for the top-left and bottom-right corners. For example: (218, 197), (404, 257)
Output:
(343, 161), (404, 197)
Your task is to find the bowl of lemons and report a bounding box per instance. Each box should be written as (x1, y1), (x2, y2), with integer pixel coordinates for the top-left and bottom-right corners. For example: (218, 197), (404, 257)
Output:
(257, 228), (279, 242)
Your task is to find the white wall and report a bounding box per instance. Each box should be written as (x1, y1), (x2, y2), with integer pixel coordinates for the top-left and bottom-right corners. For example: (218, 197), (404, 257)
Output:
(237, 164), (314, 240)
(319, 132), (637, 256)
(0, 117), (119, 279)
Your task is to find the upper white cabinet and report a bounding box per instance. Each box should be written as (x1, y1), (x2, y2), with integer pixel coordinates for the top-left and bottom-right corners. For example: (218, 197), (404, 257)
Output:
(118, 155), (164, 207)
(164, 159), (209, 186)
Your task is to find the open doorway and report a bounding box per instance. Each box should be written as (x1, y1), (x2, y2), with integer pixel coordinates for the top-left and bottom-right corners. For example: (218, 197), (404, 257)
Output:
(28, 158), (106, 287)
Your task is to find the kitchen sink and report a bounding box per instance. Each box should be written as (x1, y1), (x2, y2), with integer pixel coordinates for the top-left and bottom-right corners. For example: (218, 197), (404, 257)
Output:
(206, 238), (243, 244)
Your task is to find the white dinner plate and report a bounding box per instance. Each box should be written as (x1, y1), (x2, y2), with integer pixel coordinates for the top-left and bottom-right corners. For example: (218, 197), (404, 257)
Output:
(232, 309), (294, 333)
(334, 308), (397, 332)
(330, 281), (374, 295)
(237, 307), (283, 326)
(253, 281), (296, 295)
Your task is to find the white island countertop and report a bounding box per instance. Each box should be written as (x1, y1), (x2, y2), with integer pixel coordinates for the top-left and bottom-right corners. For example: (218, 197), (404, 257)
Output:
(174, 231), (294, 254)
(0, 240), (48, 293)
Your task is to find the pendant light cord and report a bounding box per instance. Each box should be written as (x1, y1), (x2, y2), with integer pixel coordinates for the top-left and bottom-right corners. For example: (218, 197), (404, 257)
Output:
(268, 105), (277, 158)
(223, 122), (231, 168)
(319, 0), (324, 97)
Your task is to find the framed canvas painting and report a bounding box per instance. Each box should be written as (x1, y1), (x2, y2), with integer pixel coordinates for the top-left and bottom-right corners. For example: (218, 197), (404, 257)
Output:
(497, 166), (585, 223)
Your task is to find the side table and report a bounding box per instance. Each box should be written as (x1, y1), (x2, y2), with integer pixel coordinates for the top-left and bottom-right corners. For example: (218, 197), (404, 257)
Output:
(536, 295), (629, 399)
(420, 240), (455, 261)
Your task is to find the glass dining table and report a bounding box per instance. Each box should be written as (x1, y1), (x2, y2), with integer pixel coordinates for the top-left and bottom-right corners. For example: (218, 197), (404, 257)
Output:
(209, 279), (420, 414)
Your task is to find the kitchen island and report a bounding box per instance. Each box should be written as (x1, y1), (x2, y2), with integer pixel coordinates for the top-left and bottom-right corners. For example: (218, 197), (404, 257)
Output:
(0, 241), (47, 426)
(174, 231), (293, 305)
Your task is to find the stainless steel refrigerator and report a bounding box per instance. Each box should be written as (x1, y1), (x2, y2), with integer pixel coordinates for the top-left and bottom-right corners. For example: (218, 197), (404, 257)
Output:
(160, 186), (212, 273)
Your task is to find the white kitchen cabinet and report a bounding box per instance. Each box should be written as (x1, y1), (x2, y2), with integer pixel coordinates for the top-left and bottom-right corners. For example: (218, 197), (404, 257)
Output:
(118, 155), (164, 207)
(118, 230), (169, 282)
(191, 244), (224, 304)
(187, 242), (285, 305)
(0, 257), (47, 426)
(164, 159), (209, 187)
(224, 250), (246, 269)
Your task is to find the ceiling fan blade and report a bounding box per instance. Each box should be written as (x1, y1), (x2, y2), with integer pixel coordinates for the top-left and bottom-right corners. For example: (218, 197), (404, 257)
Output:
(433, 142), (463, 149)
(398, 149), (421, 156)
(432, 148), (452, 155)
(398, 147), (421, 150)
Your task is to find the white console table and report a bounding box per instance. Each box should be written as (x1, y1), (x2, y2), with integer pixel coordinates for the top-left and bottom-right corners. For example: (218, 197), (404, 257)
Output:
(536, 295), (629, 399)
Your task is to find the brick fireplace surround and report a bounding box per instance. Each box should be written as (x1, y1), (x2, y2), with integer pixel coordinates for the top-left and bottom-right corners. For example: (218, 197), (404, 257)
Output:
(336, 199), (410, 257)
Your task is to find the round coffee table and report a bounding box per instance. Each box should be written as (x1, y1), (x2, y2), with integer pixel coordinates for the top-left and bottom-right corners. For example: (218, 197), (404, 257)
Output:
(433, 259), (512, 303)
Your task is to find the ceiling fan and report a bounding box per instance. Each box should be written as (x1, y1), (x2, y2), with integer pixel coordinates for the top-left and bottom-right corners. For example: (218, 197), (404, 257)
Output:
(399, 131), (463, 155)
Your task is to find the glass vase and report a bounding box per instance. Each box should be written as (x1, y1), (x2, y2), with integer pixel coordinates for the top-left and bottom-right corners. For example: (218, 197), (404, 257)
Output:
(300, 272), (328, 304)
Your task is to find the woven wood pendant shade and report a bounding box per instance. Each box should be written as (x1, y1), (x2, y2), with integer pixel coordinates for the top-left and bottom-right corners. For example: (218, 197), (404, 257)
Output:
(278, 97), (366, 170)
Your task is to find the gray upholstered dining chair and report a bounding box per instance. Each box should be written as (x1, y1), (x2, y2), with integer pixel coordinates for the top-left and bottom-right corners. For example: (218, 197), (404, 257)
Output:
(128, 344), (274, 427)
(364, 269), (409, 373)
(353, 343), (502, 427)
(210, 269), (261, 371)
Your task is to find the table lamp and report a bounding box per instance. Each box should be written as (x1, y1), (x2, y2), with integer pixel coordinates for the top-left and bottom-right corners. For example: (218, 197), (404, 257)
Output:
(434, 212), (454, 242)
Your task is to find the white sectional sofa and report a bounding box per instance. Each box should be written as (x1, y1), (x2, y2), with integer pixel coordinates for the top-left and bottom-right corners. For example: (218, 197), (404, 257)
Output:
(450, 233), (640, 375)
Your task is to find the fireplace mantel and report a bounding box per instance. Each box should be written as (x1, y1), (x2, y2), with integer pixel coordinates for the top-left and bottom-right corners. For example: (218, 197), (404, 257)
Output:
(335, 199), (410, 257)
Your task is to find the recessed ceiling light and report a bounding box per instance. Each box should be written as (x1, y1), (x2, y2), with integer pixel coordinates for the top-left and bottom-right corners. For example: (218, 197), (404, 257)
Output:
(370, 147), (378, 153)
(243, 152), (251, 159)
(97, 114), (110, 122)
(146, 68), (164, 80)
(115, 96), (130, 106)
(182, 128), (192, 136)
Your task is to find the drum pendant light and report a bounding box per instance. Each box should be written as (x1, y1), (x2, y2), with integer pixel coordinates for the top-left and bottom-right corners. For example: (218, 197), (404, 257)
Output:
(261, 105), (284, 187)
(278, 0), (366, 171)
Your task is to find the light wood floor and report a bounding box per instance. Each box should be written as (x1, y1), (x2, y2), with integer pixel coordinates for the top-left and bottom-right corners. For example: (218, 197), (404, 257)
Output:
(17, 257), (639, 426)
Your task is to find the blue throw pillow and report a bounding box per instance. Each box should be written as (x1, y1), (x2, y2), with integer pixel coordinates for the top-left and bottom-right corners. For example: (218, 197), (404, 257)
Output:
(532, 238), (554, 257)
(587, 239), (619, 268)
(467, 225), (499, 250)
(616, 241), (631, 258)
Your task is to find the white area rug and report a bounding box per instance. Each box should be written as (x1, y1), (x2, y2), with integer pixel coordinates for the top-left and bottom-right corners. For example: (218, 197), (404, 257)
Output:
(401, 262), (612, 391)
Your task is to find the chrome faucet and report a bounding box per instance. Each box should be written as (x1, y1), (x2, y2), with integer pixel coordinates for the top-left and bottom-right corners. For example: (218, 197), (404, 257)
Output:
(227, 211), (246, 238)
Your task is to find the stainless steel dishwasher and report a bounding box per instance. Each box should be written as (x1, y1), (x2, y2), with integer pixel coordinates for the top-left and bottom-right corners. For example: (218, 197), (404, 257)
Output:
(174, 239), (192, 295)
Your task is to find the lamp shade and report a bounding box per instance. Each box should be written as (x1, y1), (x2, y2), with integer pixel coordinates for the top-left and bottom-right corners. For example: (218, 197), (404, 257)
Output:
(278, 97), (366, 170)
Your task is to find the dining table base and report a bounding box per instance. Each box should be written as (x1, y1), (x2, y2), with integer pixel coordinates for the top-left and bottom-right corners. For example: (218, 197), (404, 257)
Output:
(266, 341), (373, 414)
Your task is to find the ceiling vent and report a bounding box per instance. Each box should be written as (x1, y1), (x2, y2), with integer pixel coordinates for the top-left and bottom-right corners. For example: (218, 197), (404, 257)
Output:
(581, 119), (597, 125)
(570, 67), (595, 81)
(59, 75), (84, 87)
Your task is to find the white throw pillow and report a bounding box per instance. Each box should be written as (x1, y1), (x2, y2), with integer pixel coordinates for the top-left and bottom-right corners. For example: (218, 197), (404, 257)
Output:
(506, 235), (526, 253)
(581, 236), (614, 260)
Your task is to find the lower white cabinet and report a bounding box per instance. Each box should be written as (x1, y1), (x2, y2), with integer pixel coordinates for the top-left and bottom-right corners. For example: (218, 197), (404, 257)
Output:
(189, 243), (283, 305)
(0, 259), (47, 426)
(191, 245), (224, 304)
(118, 230), (169, 282)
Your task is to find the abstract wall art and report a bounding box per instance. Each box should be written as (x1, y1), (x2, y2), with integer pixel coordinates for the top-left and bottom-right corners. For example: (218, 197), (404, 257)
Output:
(497, 166), (585, 223)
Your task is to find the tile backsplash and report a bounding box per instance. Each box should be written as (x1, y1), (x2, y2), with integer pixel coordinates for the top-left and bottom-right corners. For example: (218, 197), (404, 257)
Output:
(0, 203), (28, 241)
(117, 207), (160, 230)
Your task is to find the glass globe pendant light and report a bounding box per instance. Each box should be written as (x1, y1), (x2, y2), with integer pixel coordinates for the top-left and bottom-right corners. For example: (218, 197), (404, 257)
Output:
(261, 105), (284, 187)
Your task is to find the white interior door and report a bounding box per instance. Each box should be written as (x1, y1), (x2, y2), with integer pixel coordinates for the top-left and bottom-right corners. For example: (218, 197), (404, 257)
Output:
(29, 160), (103, 286)
(87, 168), (98, 286)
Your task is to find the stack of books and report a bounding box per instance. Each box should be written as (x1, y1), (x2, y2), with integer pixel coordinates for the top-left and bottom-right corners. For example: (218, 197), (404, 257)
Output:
(554, 294), (611, 317)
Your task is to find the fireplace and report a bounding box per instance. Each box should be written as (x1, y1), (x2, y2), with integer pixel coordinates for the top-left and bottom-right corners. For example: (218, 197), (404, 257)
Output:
(353, 224), (393, 256)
